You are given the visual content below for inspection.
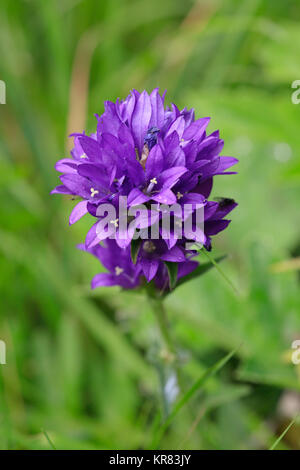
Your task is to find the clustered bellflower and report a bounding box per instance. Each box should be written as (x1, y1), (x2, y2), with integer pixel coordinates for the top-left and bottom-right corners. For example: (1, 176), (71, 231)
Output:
(52, 89), (238, 293)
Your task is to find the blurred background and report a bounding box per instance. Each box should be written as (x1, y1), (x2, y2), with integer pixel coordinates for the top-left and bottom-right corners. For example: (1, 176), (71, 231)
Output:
(0, 0), (300, 450)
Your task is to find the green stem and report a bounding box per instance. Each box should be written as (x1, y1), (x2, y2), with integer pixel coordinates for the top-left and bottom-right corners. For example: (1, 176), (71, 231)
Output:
(150, 297), (184, 395)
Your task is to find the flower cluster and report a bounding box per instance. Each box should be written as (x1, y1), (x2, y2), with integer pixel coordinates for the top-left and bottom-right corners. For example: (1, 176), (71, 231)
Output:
(52, 89), (237, 292)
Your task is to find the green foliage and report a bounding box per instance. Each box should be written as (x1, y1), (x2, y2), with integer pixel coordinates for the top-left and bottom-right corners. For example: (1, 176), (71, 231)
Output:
(164, 261), (178, 290)
(0, 0), (299, 450)
(130, 238), (142, 265)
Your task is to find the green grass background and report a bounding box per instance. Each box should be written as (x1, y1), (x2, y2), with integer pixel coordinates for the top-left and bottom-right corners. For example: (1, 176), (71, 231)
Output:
(0, 0), (299, 450)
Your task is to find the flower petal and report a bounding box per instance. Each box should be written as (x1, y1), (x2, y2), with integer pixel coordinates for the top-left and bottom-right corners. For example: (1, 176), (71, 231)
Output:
(161, 246), (185, 262)
(78, 135), (102, 161)
(149, 88), (165, 129)
(158, 166), (187, 190)
(182, 117), (210, 142)
(78, 163), (109, 188)
(55, 158), (79, 173)
(145, 144), (164, 180)
(151, 189), (176, 204)
(166, 115), (185, 139)
(60, 174), (92, 198)
(141, 258), (159, 282)
(205, 219), (231, 235)
(69, 200), (88, 225)
(216, 156), (239, 173)
(128, 188), (150, 207)
(91, 273), (119, 288)
(131, 90), (152, 153)
(50, 185), (73, 195)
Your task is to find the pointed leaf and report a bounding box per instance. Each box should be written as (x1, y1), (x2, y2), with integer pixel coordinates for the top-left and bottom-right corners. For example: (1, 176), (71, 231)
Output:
(164, 261), (178, 290)
(131, 237), (142, 265)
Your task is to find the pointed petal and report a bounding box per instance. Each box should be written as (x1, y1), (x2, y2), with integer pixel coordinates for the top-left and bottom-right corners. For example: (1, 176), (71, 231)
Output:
(69, 200), (88, 225)
(55, 158), (79, 173)
(141, 258), (159, 282)
(178, 261), (198, 279)
(215, 199), (238, 219)
(160, 226), (179, 249)
(85, 222), (101, 248)
(216, 156), (239, 173)
(204, 201), (219, 220)
(91, 273), (119, 288)
(158, 166), (187, 189)
(152, 189), (176, 204)
(50, 185), (73, 195)
(182, 117), (210, 142)
(115, 224), (135, 249)
(197, 136), (224, 158)
(78, 163), (109, 188)
(131, 90), (152, 152)
(78, 135), (102, 161)
(193, 177), (213, 198)
(205, 219), (231, 235)
(60, 174), (91, 198)
(128, 188), (150, 207)
(145, 144), (164, 179)
(166, 115), (186, 139)
(161, 246), (185, 262)
(181, 193), (206, 220)
(132, 208), (160, 229)
(85, 220), (115, 249)
(149, 88), (165, 129)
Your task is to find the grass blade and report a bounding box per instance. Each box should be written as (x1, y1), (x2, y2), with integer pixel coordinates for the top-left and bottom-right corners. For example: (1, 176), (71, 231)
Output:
(269, 415), (299, 450)
(42, 429), (56, 450)
(201, 249), (239, 296)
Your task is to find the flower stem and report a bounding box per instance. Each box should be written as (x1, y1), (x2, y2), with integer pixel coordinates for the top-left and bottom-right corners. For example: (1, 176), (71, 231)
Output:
(150, 297), (184, 395)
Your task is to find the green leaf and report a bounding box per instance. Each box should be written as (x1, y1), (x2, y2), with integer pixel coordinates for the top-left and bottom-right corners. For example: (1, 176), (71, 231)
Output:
(151, 347), (238, 449)
(164, 261), (178, 290)
(130, 237), (142, 264)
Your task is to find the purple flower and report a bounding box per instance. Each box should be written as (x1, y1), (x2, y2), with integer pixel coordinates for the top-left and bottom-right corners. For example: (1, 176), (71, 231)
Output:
(78, 240), (142, 289)
(80, 238), (199, 293)
(52, 89), (238, 292)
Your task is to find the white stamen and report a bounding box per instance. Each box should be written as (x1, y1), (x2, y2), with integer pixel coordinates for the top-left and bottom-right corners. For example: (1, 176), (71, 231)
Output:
(90, 187), (99, 197)
(176, 192), (183, 200)
(146, 176), (159, 194)
(80, 153), (88, 159)
(110, 218), (119, 228)
(115, 266), (123, 276)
